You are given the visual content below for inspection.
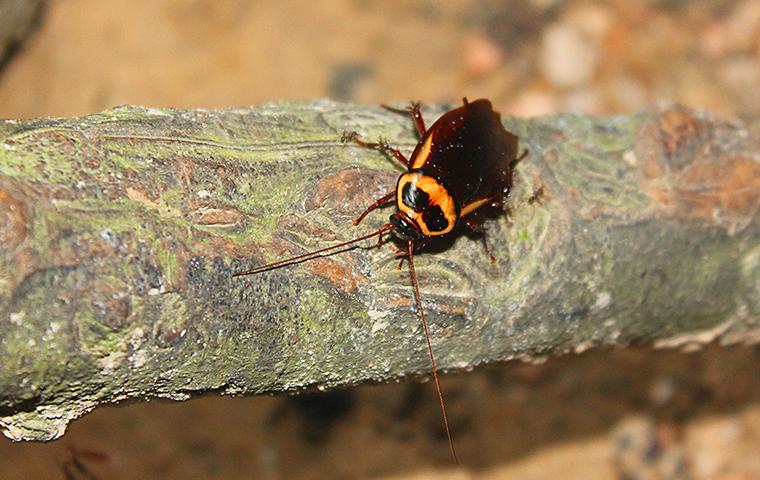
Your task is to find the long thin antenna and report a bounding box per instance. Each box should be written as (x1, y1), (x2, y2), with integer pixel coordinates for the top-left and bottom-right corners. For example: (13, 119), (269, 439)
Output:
(232, 224), (393, 277)
(406, 240), (459, 464)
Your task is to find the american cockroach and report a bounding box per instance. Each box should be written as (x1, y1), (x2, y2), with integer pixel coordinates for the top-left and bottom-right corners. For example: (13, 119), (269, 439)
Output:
(234, 98), (525, 463)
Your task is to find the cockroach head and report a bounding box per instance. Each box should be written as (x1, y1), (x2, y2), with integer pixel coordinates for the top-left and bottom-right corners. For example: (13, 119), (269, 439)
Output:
(389, 212), (422, 242)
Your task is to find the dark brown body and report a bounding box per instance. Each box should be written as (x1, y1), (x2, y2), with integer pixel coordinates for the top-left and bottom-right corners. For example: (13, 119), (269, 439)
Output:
(391, 98), (521, 241)
(410, 98), (518, 215)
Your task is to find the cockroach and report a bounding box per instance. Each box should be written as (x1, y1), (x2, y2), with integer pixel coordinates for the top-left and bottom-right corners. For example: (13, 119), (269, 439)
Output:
(234, 98), (525, 463)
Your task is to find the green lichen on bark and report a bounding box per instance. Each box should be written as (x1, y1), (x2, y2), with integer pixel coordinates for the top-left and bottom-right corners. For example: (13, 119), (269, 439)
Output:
(0, 101), (758, 441)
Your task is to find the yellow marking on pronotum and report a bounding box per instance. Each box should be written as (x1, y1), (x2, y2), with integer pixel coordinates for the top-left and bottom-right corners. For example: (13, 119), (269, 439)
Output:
(397, 172), (457, 236)
(460, 197), (492, 217)
(411, 132), (434, 169)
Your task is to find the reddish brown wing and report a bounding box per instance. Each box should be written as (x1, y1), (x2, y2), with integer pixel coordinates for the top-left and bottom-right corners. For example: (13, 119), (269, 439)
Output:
(409, 99), (519, 216)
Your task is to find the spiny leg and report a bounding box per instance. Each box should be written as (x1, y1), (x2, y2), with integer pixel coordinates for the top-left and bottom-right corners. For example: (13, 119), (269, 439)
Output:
(391, 238), (427, 270)
(353, 190), (395, 226)
(393, 247), (407, 270)
(341, 131), (409, 167)
(464, 217), (496, 264)
(462, 202), (501, 264)
(510, 148), (529, 169)
(382, 101), (426, 136)
(480, 236), (496, 264)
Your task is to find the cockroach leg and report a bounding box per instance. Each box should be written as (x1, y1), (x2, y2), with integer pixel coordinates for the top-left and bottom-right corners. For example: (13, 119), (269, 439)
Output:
(353, 190), (396, 225)
(375, 231), (387, 247)
(481, 236), (496, 264)
(382, 101), (426, 136)
(387, 245), (406, 269)
(342, 131), (409, 167)
(510, 148), (529, 169)
(463, 215), (497, 263)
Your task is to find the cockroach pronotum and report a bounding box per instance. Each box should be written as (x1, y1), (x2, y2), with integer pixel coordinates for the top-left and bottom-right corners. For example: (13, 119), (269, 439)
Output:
(234, 98), (526, 463)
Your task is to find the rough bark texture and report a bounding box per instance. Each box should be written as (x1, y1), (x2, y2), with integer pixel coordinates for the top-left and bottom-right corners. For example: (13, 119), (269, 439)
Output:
(0, 100), (758, 442)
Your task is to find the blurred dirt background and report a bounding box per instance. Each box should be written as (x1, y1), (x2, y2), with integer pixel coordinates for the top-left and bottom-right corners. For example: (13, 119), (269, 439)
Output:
(1, 1), (760, 479)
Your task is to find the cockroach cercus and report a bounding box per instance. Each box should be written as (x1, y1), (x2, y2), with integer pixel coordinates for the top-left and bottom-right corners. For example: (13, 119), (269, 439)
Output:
(233, 98), (526, 464)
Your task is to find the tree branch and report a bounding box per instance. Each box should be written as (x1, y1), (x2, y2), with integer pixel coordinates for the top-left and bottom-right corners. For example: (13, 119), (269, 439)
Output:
(0, 101), (758, 441)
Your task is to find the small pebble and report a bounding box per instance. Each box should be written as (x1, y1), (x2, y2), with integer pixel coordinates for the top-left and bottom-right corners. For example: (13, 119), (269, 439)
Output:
(540, 23), (599, 88)
(506, 87), (559, 116)
(463, 34), (503, 78)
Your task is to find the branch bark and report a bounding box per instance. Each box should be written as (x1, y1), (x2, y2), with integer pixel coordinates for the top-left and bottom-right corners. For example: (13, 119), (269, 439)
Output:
(0, 101), (758, 441)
